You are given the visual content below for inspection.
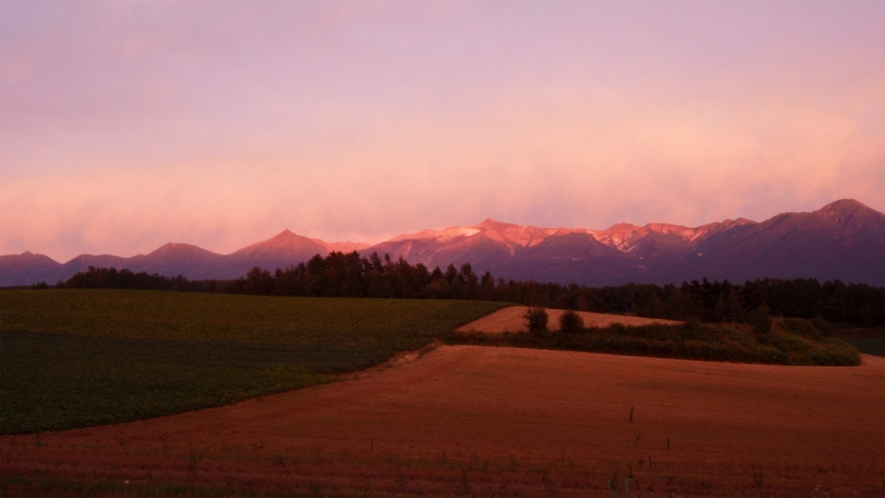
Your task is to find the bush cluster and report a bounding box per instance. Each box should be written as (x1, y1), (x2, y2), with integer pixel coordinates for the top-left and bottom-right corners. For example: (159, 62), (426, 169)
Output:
(452, 314), (860, 366)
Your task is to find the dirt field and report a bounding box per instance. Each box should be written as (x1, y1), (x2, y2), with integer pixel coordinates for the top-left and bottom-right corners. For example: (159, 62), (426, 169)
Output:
(2, 346), (883, 497)
(456, 306), (681, 333)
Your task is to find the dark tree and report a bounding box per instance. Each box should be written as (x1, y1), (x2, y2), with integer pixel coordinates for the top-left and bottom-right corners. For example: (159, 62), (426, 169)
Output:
(558, 310), (584, 334)
(523, 307), (549, 335)
(750, 304), (772, 334)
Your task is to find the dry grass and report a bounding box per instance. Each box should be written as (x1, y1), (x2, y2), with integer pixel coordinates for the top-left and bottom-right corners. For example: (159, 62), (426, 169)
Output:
(456, 306), (681, 333)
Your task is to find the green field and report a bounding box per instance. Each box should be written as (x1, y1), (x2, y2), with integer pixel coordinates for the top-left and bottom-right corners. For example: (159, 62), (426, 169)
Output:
(0, 289), (507, 434)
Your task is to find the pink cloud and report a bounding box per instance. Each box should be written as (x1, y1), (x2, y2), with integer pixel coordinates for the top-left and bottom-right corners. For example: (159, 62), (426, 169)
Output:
(1, 1), (882, 260)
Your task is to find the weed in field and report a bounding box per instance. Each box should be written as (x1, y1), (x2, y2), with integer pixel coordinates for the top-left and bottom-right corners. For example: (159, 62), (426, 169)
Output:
(608, 469), (619, 496)
(187, 452), (202, 473)
(307, 479), (323, 497)
(545, 478), (562, 496)
(752, 466), (765, 487)
(625, 461), (635, 498)
(457, 468), (470, 496)
(699, 478), (713, 491)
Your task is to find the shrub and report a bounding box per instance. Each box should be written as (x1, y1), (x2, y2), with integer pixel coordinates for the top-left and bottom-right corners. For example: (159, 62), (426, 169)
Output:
(450, 319), (860, 366)
(523, 307), (548, 334)
(751, 304), (773, 335)
(559, 310), (584, 334)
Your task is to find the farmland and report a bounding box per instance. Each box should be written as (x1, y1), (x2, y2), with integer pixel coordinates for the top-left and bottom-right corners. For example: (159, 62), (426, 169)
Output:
(1, 289), (882, 496)
(455, 306), (862, 366)
(2, 346), (883, 497)
(0, 289), (506, 433)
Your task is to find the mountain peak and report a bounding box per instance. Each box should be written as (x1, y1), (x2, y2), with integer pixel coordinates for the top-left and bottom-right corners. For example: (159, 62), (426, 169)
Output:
(819, 198), (866, 210)
(230, 230), (326, 262)
(816, 199), (880, 219)
(264, 229), (307, 244)
(475, 218), (515, 231)
(156, 242), (183, 250)
(813, 198), (884, 237)
(150, 242), (216, 256)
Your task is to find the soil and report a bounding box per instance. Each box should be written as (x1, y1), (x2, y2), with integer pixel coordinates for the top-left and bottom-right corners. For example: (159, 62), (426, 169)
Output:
(2, 346), (883, 497)
(456, 306), (681, 333)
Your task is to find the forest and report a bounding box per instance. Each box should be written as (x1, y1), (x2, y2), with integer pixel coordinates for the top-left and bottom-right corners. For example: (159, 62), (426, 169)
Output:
(51, 250), (884, 329)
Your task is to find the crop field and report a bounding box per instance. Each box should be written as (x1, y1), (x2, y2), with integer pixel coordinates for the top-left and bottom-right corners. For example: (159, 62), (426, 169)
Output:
(455, 306), (862, 366)
(456, 306), (681, 333)
(2, 346), (883, 497)
(0, 289), (507, 434)
(1, 289), (882, 497)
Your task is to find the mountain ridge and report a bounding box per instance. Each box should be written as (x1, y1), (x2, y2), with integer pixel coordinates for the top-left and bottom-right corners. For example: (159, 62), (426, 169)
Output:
(3, 199), (882, 287)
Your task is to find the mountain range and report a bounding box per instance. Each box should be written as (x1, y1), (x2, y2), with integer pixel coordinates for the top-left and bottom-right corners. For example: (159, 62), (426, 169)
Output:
(2, 199), (883, 288)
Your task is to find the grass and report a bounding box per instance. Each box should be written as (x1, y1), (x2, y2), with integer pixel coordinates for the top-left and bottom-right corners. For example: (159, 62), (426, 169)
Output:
(0, 289), (504, 344)
(1, 351), (328, 434)
(0, 289), (507, 434)
(452, 318), (861, 366)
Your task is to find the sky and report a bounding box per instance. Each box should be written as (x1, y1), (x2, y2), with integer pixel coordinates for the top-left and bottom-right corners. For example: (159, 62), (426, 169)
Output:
(2, 0), (883, 262)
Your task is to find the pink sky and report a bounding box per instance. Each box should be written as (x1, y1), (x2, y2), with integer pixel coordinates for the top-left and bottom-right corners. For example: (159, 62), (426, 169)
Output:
(2, 0), (883, 262)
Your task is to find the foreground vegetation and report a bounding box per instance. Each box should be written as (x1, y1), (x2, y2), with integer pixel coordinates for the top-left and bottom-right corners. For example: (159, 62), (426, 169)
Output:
(0, 289), (506, 434)
(0, 287), (869, 435)
(454, 312), (862, 366)
(3, 328), (881, 498)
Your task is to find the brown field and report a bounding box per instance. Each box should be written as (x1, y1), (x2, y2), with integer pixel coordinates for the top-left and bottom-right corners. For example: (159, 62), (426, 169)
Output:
(2, 346), (883, 497)
(456, 306), (681, 333)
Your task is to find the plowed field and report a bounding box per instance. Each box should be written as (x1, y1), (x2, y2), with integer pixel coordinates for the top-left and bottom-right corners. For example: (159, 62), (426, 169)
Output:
(2, 346), (883, 497)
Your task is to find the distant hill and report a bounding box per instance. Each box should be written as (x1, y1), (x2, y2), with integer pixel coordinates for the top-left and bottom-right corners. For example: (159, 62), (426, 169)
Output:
(221, 230), (328, 279)
(0, 251), (63, 287)
(2, 199), (882, 287)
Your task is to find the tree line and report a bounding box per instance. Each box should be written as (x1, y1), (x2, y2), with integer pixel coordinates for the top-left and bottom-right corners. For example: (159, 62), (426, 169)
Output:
(52, 250), (884, 328)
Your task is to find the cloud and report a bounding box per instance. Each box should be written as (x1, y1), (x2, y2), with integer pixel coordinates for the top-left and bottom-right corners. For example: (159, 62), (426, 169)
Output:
(1, 1), (883, 260)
